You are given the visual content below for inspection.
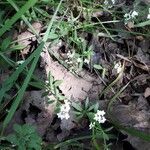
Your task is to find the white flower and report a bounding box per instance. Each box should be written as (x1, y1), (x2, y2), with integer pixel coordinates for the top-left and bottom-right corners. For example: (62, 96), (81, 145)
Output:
(124, 10), (138, 22)
(67, 61), (73, 64)
(124, 13), (131, 23)
(114, 62), (122, 74)
(57, 100), (71, 120)
(89, 122), (95, 129)
(104, 0), (109, 5)
(64, 99), (71, 105)
(94, 110), (106, 124)
(111, 0), (115, 4)
(16, 60), (25, 65)
(60, 104), (70, 112)
(147, 14), (150, 19)
(77, 58), (82, 63)
(104, 0), (115, 5)
(84, 59), (90, 64)
(124, 13), (130, 19)
(45, 80), (49, 84)
(60, 100), (70, 112)
(67, 51), (74, 58)
(131, 11), (138, 18)
(147, 8), (150, 19)
(57, 111), (70, 120)
(97, 110), (106, 116)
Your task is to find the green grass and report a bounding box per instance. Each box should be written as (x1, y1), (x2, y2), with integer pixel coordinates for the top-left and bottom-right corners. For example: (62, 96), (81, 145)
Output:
(0, 0), (38, 37)
(0, 0), (63, 134)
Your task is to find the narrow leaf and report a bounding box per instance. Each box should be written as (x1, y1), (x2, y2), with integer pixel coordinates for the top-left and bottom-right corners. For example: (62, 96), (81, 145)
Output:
(0, 0), (38, 37)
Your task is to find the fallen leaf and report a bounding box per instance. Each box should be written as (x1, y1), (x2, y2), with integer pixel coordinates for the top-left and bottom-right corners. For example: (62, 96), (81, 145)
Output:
(144, 87), (150, 98)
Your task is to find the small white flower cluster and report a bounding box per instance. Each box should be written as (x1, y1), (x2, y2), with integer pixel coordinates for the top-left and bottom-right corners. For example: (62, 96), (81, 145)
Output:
(66, 51), (82, 66)
(114, 62), (122, 74)
(89, 110), (106, 129)
(89, 122), (95, 129)
(84, 58), (90, 64)
(67, 51), (74, 58)
(104, 0), (115, 8)
(77, 57), (82, 63)
(57, 100), (71, 120)
(66, 51), (89, 65)
(147, 8), (150, 19)
(65, 51), (74, 64)
(124, 10), (138, 23)
(77, 57), (90, 64)
(94, 110), (106, 123)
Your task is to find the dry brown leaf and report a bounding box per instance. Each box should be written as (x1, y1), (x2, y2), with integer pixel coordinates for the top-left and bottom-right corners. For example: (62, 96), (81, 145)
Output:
(18, 22), (42, 56)
(144, 87), (150, 98)
(127, 22), (134, 29)
(40, 42), (103, 101)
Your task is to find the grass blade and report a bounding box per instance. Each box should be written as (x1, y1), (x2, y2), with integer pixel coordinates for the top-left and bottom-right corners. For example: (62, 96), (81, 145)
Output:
(99, 61), (125, 98)
(0, 44), (41, 104)
(7, 0), (39, 37)
(43, 0), (63, 42)
(109, 117), (150, 142)
(107, 82), (130, 112)
(0, 0), (38, 37)
(1, 0), (63, 134)
(1, 42), (44, 133)
(134, 20), (150, 27)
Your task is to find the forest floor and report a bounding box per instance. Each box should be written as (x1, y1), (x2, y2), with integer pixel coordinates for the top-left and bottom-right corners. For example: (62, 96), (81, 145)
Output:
(0, 0), (150, 150)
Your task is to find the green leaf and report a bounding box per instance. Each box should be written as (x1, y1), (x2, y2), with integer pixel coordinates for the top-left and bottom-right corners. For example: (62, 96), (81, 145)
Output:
(48, 72), (54, 89)
(76, 114), (84, 120)
(85, 97), (89, 110)
(0, 0), (38, 37)
(122, 127), (150, 141)
(54, 80), (63, 87)
(47, 99), (55, 104)
(1, 37), (11, 50)
(58, 95), (65, 100)
(29, 81), (44, 89)
(134, 20), (150, 27)
(107, 82), (129, 112)
(0, 0), (63, 135)
(13, 124), (22, 134)
(41, 91), (50, 98)
(42, 0), (63, 42)
(109, 114), (150, 142)
(72, 111), (82, 115)
(6, 134), (18, 145)
(2, 42), (45, 132)
(23, 124), (36, 134)
(9, 44), (26, 52)
(8, 0), (39, 37)
(87, 102), (99, 112)
(72, 102), (83, 112)
(87, 112), (94, 120)
(0, 43), (43, 104)
(99, 62), (125, 98)
(49, 31), (58, 40)
(34, 7), (51, 18)
(6, 124), (42, 150)
(87, 105), (95, 111)
(104, 127), (113, 132)
(93, 64), (103, 70)
(102, 132), (109, 141)
(94, 103), (99, 112)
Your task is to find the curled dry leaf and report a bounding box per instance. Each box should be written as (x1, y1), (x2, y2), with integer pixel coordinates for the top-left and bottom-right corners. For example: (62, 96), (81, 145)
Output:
(17, 22), (42, 55)
(144, 87), (150, 98)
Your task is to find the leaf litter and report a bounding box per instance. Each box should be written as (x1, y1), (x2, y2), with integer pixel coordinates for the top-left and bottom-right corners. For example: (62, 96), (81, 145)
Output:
(1, 1), (150, 149)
